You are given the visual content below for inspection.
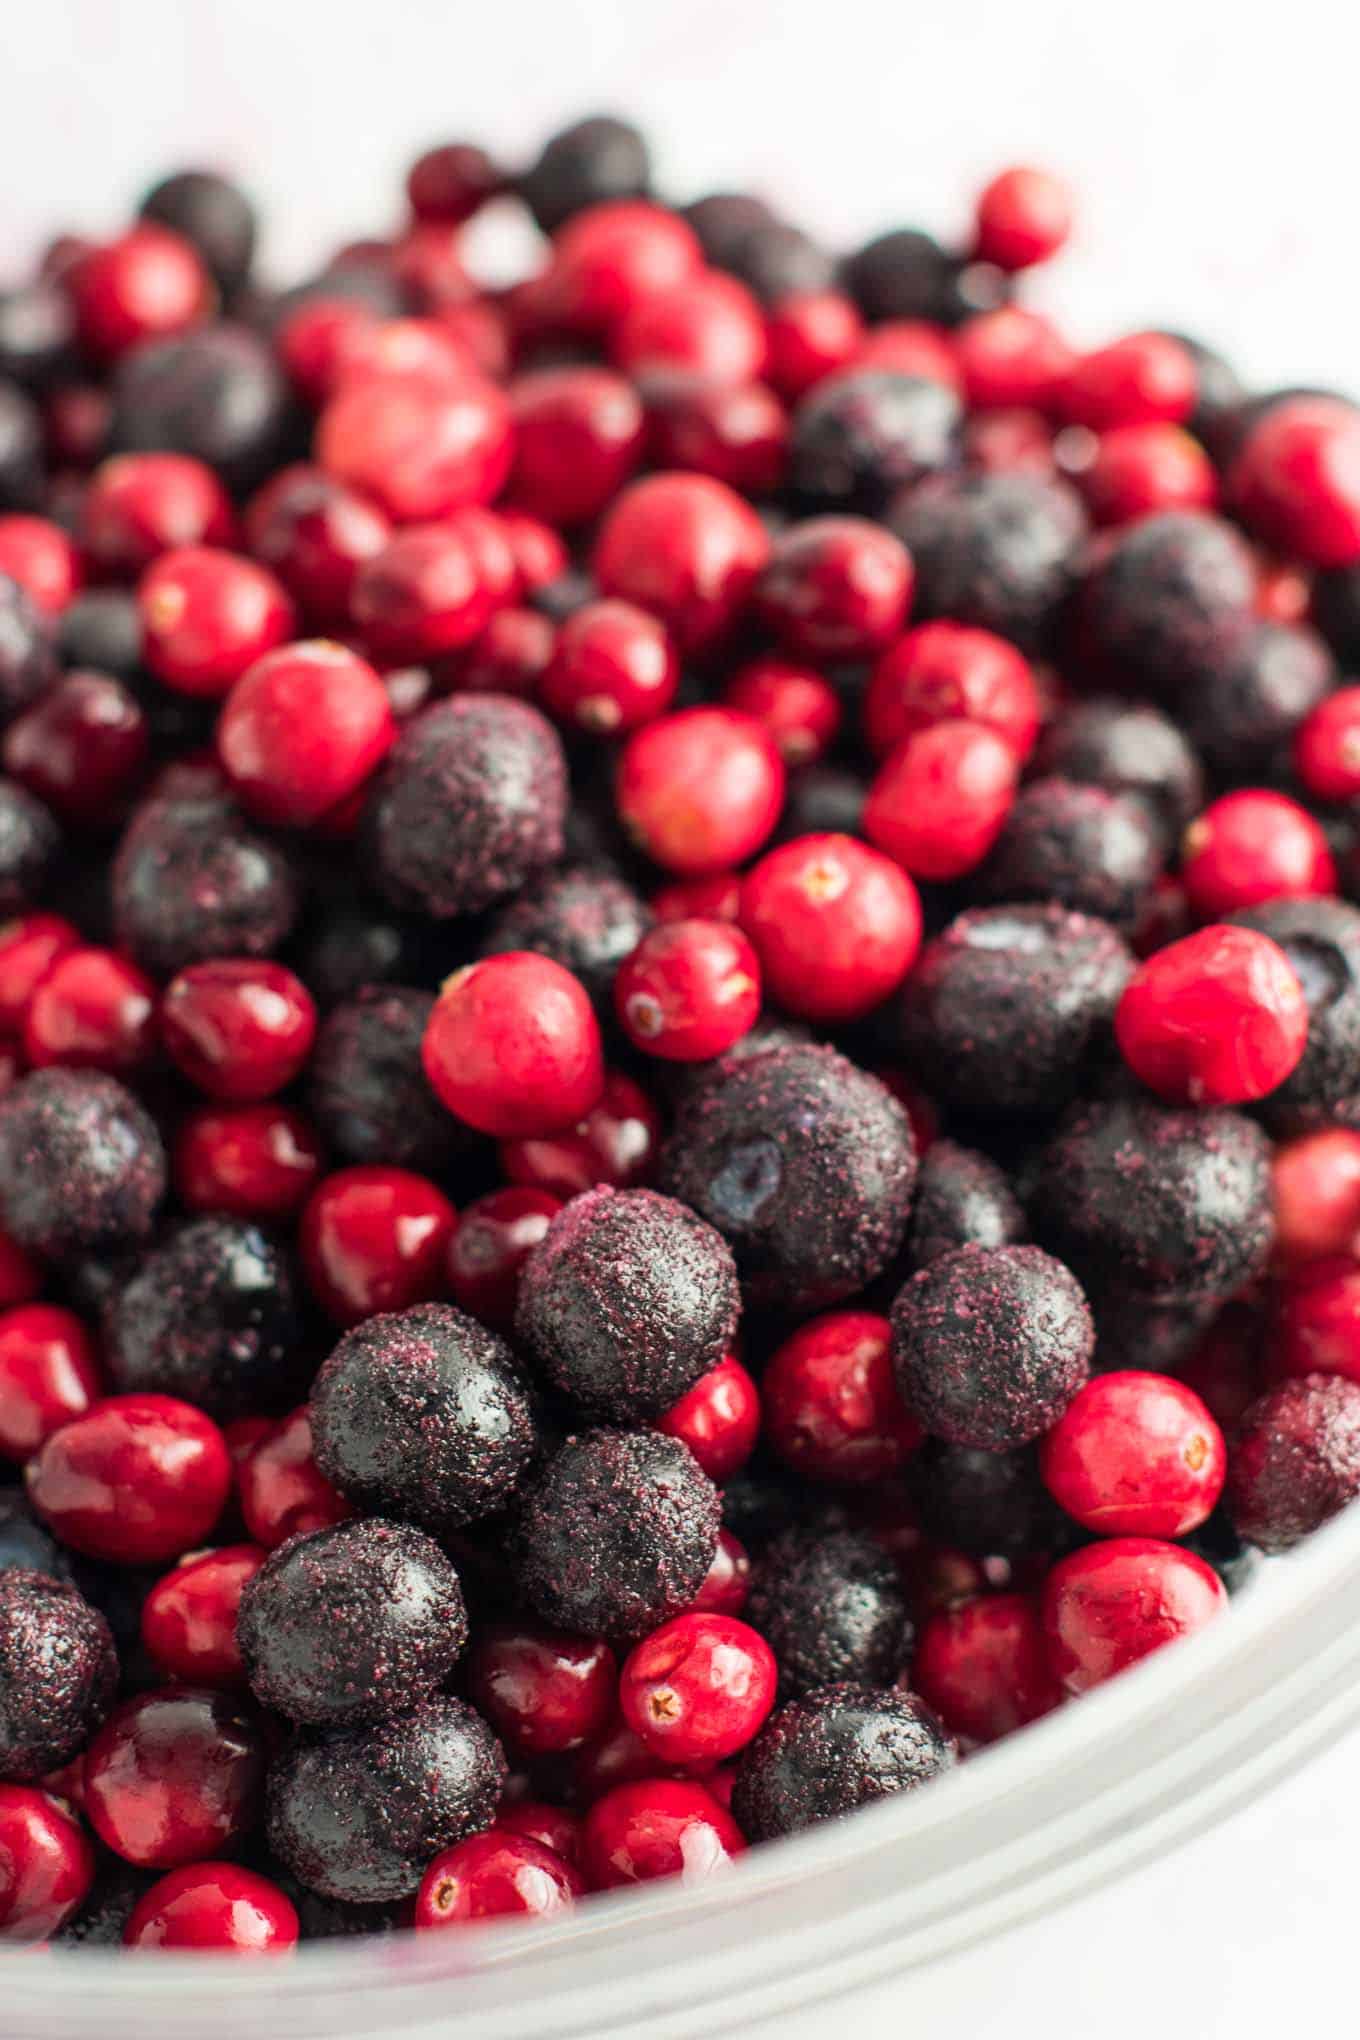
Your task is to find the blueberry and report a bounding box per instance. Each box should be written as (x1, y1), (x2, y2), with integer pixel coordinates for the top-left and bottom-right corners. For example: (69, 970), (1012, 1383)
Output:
(0, 284), (76, 391)
(1181, 619), (1333, 780)
(907, 1439), (1065, 1559)
(732, 1683), (955, 1840)
(308, 985), (472, 1174)
(842, 228), (959, 325)
(57, 589), (144, 679)
(518, 115), (651, 233)
(0, 1570), (118, 1778)
(975, 775), (1164, 929)
(0, 572), (56, 717)
(682, 193), (780, 269)
(140, 168), (258, 299)
(0, 379), (43, 509)
(1227, 1374), (1360, 1554)
(106, 323), (291, 494)
(0, 777), (60, 913)
(0, 1068), (166, 1256)
(719, 220), (835, 304)
(746, 1525), (909, 1698)
(1030, 698), (1204, 849)
(905, 1139), (1028, 1271)
(1081, 509), (1256, 692)
(480, 863), (652, 1013)
(1229, 896), (1360, 1133)
(889, 470), (1088, 652)
(295, 905), (449, 1010)
(789, 370), (961, 516)
(112, 787), (300, 976)
(0, 1491), (75, 1582)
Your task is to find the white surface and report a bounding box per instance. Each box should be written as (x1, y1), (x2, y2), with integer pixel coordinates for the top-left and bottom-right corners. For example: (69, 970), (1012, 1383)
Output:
(3, 2), (1358, 2032)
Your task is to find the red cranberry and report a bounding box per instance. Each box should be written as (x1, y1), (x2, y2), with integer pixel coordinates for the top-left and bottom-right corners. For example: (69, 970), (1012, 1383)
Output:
(1062, 333), (1197, 431)
(973, 166), (1074, 270)
(953, 309), (1073, 413)
(0, 516), (81, 615)
(27, 1394), (231, 1563)
(593, 473), (771, 654)
(864, 719), (1019, 879)
(161, 959), (315, 1103)
(644, 377), (788, 497)
(965, 406), (1057, 475)
(406, 141), (503, 223)
(1181, 790), (1336, 918)
(1041, 1537), (1227, 1694)
(422, 952), (604, 1138)
(539, 598), (679, 735)
(301, 1164), (456, 1325)
(764, 291), (865, 400)
(124, 1861), (298, 1953)
(763, 1309), (922, 1484)
(619, 1612), (776, 1765)
(865, 620), (1040, 762)
(572, 1714), (675, 1804)
(507, 367), (645, 526)
(3, 670), (150, 825)
(141, 1544), (267, 1686)
(276, 297), (376, 406)
(1079, 422), (1217, 527)
(446, 1186), (562, 1329)
(0, 1228), (41, 1309)
(616, 707), (785, 876)
(85, 1686), (265, 1869)
(1294, 685), (1360, 804)
(1274, 1258), (1360, 1386)
(651, 872), (742, 924)
(390, 221), (473, 308)
(174, 1102), (322, 1221)
(138, 546), (295, 699)
(911, 1592), (1061, 1745)
(81, 454), (236, 577)
(739, 833), (922, 1023)
(0, 1302), (101, 1461)
(856, 320), (961, 389)
(1040, 1371), (1226, 1537)
(1177, 1304), (1265, 1436)
(1231, 396), (1360, 568)
(615, 918), (761, 1061)
(690, 1528), (753, 1616)
(1272, 1130), (1360, 1269)
(581, 1779), (745, 1888)
(0, 1784), (94, 1941)
(69, 225), (211, 360)
(498, 1071), (662, 1200)
(468, 1624), (616, 1756)
(317, 371), (512, 523)
(1114, 924), (1308, 1106)
(329, 317), (474, 397)
(243, 464), (391, 627)
(494, 1799), (583, 1868)
(351, 520), (496, 662)
(754, 516), (913, 660)
(447, 605), (556, 698)
(496, 509), (568, 594)
(547, 201), (702, 335)
(22, 947), (158, 1074)
(0, 914), (79, 1037)
(721, 656), (841, 766)
(655, 1355), (761, 1481)
(216, 640), (394, 826)
(237, 1406), (352, 1548)
(613, 273), (768, 384)
(415, 1830), (581, 1928)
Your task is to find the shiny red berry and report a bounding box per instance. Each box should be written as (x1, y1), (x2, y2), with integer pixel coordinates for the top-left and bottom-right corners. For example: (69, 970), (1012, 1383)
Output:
(22, 947), (158, 1074)
(81, 453), (236, 577)
(217, 640), (396, 825)
(70, 225), (211, 360)
(581, 1779), (745, 1888)
(351, 519), (497, 662)
(0, 1303), (101, 1462)
(141, 1544), (267, 1687)
(539, 598), (679, 735)
(1114, 924), (1308, 1105)
(243, 463), (391, 627)
(507, 367), (645, 527)
(655, 1355), (761, 1481)
(468, 1624), (617, 1756)
(593, 473), (770, 654)
(316, 371), (512, 523)
(415, 1830), (581, 1928)
(953, 309), (1073, 413)
(856, 320), (961, 388)
(1062, 332), (1196, 431)
(619, 1613), (776, 1765)
(85, 1686), (265, 1869)
(447, 605), (556, 698)
(865, 621), (1040, 761)
(739, 833), (922, 1023)
(973, 166), (1074, 271)
(237, 1406), (352, 1548)
(1273, 1258), (1360, 1386)
(1041, 1537), (1226, 1694)
(690, 1528), (753, 1616)
(864, 719), (1019, 879)
(643, 377), (788, 497)
(138, 546), (295, 698)
(0, 1784), (94, 1941)
(754, 515), (913, 660)
(616, 707), (785, 876)
(446, 1186), (562, 1328)
(0, 913), (79, 1037)
(124, 1861), (298, 1953)
(0, 515), (81, 615)
(762, 1309), (922, 1484)
(300, 1164), (456, 1325)
(1231, 396), (1360, 568)
(161, 959), (316, 1103)
(721, 656), (842, 766)
(764, 291), (864, 400)
(174, 1102), (322, 1221)
(1040, 1371), (1226, 1536)
(1181, 790), (1336, 918)
(498, 1070), (662, 1200)
(27, 1394), (231, 1563)
(4, 670), (150, 826)
(548, 201), (703, 336)
(911, 1593), (1061, 1745)
(1272, 1130), (1360, 1269)
(1294, 685), (1360, 804)
(406, 141), (503, 224)
(422, 953), (605, 1138)
(493, 1800), (583, 1869)
(1079, 422), (1217, 527)
(615, 917), (761, 1061)
(613, 272), (768, 384)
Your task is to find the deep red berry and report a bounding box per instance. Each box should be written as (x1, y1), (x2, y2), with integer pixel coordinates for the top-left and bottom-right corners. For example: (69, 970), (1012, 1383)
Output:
(237, 1406), (353, 1549)
(1114, 923), (1308, 1105)
(0, 914), (79, 1038)
(243, 463), (391, 627)
(1173, 1304), (1264, 1439)
(174, 1102), (322, 1221)
(0, 1228), (41, 1309)
(613, 272), (768, 384)
(329, 317), (474, 398)
(447, 604), (556, 698)
(300, 1164), (456, 1325)
(0, 1785), (94, 1941)
(953, 309), (1073, 413)
(141, 1544), (267, 1687)
(593, 473), (771, 654)
(138, 546), (295, 698)
(467, 1624), (617, 1756)
(415, 1830), (581, 1928)
(406, 141), (503, 223)
(162, 959), (316, 1102)
(619, 1613), (776, 1765)
(655, 1355), (761, 1481)
(1079, 422), (1217, 527)
(1042, 1537), (1227, 1694)
(865, 620), (1040, 761)
(0, 516), (80, 616)
(739, 833), (922, 1023)
(1180, 790), (1336, 918)
(446, 1186), (562, 1328)
(762, 1309), (922, 1484)
(539, 598), (679, 735)
(690, 1528), (753, 1616)
(581, 1779), (745, 1888)
(764, 291), (865, 400)
(721, 656), (841, 765)
(754, 515), (913, 660)
(3, 670), (150, 825)
(615, 917), (761, 1061)
(22, 947), (158, 1074)
(571, 1714), (677, 1805)
(217, 640), (395, 825)
(651, 872), (741, 924)
(27, 1394), (232, 1564)
(973, 166), (1074, 271)
(616, 707), (785, 875)
(1272, 1131), (1360, 1269)
(351, 520), (497, 662)
(1273, 1258), (1360, 1386)
(494, 1800), (583, 1869)
(317, 370), (513, 523)
(276, 297), (376, 406)
(422, 952), (605, 1138)
(1231, 396), (1360, 568)
(85, 1688), (266, 1870)
(1062, 332), (1197, 431)
(856, 320), (961, 388)
(864, 719), (1019, 879)
(496, 509), (567, 593)
(0, 1302), (101, 1461)
(124, 1861), (298, 1953)
(547, 201), (703, 335)
(507, 366), (645, 526)
(69, 225), (212, 360)
(389, 221), (474, 308)
(911, 1593), (1061, 1745)
(644, 377), (789, 497)
(81, 454), (236, 577)
(1294, 685), (1360, 804)
(1040, 1371), (1226, 1537)
(964, 405), (1057, 475)
(498, 1070), (662, 1200)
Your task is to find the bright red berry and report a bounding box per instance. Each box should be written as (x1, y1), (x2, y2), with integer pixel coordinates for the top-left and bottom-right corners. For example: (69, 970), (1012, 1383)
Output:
(350, 519), (498, 662)
(911, 1593), (1061, 1745)
(88, 1685), (265, 1872)
(300, 1164), (456, 1325)
(81, 453), (236, 577)
(1294, 685), (1360, 804)
(615, 917), (761, 1061)
(447, 604), (556, 698)
(1062, 332), (1197, 431)
(1181, 790), (1336, 918)
(539, 598), (679, 735)
(422, 952), (605, 1138)
(1272, 1130), (1360, 1269)
(973, 166), (1074, 271)
(124, 1861), (298, 1953)
(237, 1407), (352, 1548)
(493, 1800), (583, 1869)
(754, 515), (912, 660)
(243, 463), (391, 627)
(864, 719), (1019, 879)
(655, 1355), (761, 1481)
(69, 224), (212, 360)
(739, 833), (922, 1023)
(138, 546), (295, 698)
(547, 201), (703, 335)
(0, 1303), (101, 1462)
(1079, 422), (1217, 527)
(619, 1613), (776, 1765)
(468, 1625), (617, 1756)
(141, 1544), (267, 1687)
(316, 371), (512, 523)
(22, 946), (158, 1074)
(764, 291), (864, 400)
(217, 640), (396, 825)
(690, 1528), (753, 1616)
(865, 620), (1040, 761)
(498, 1070), (662, 1200)
(593, 473), (771, 654)
(721, 656), (842, 766)
(507, 366), (645, 527)
(581, 1779), (746, 1888)
(496, 508), (568, 593)
(1231, 396), (1360, 568)
(762, 1309), (922, 1484)
(644, 378), (788, 498)
(0, 913), (79, 1038)
(174, 1102), (322, 1221)
(616, 707), (785, 876)
(3, 670), (150, 825)
(953, 309), (1073, 413)
(613, 272), (768, 385)
(1040, 1371), (1226, 1536)
(856, 320), (961, 388)
(1041, 1538), (1227, 1694)
(26, 1394), (231, 1564)
(1114, 924), (1308, 1105)
(415, 1830), (581, 1928)
(445, 1186), (562, 1329)
(1273, 1258), (1360, 1386)
(0, 515), (81, 615)
(162, 959), (316, 1102)
(0, 1784), (94, 1941)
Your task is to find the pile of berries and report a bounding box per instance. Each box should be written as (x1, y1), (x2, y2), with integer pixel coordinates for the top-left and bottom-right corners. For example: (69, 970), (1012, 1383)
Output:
(2, 113), (1360, 1956)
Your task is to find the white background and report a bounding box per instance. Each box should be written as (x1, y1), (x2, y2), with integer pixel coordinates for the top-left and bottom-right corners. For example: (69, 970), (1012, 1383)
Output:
(4, 1), (1360, 2032)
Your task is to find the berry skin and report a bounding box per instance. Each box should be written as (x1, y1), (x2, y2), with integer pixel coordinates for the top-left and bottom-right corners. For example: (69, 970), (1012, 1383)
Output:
(0, 1784), (95, 1941)
(309, 985), (465, 1175)
(655, 1354), (761, 1482)
(1063, 333), (1197, 431)
(1030, 698), (1203, 849)
(498, 1068), (663, 1200)
(0, 775), (60, 912)
(865, 620), (1040, 762)
(21, 947), (157, 1075)
(732, 1684), (954, 1841)
(0, 1067), (166, 1257)
(1082, 509), (1255, 693)
(112, 786), (300, 977)
(0, 1570), (118, 1778)
(173, 1102), (322, 1221)
(864, 719), (1019, 880)
(0, 1303), (101, 1460)
(787, 370), (959, 515)
(764, 290), (865, 399)
(911, 1594), (1062, 1746)
(494, 1800), (583, 1869)
(466, 1625), (617, 1757)
(619, 1612), (776, 1765)
(316, 371), (513, 523)
(1231, 395), (1360, 567)
(615, 918), (762, 1061)
(1079, 422), (1217, 526)
(27, 1394), (231, 1564)
(1274, 1260), (1360, 1385)
(1294, 685), (1360, 804)
(977, 776), (1164, 931)
(351, 521), (497, 663)
(123, 1862), (298, 1953)
(1040, 1371), (1226, 1537)
(593, 473), (771, 654)
(415, 1831), (580, 1929)
(81, 452), (235, 578)
(953, 309), (1072, 413)
(70, 226), (212, 361)
(643, 375), (788, 498)
(721, 656), (842, 766)
(138, 546), (295, 698)
(613, 271), (768, 384)
(739, 833), (922, 1024)
(1271, 1131), (1360, 1268)
(243, 463), (391, 627)
(762, 1310), (921, 1485)
(508, 367), (644, 527)
(162, 959), (316, 1103)
(754, 515), (913, 660)
(973, 166), (1073, 270)
(446, 1187), (562, 1330)
(521, 116), (651, 233)
(217, 641), (395, 826)
(0, 514), (81, 614)
(423, 952), (604, 1138)
(481, 864), (654, 1017)
(238, 1407), (353, 1549)
(405, 140), (502, 222)
(581, 1779), (746, 1889)
(141, 1543), (266, 1687)
(1227, 1373), (1360, 1552)
(1114, 924), (1308, 1106)
(0, 912), (79, 1037)
(692, 1528), (754, 1615)
(746, 1525), (907, 1698)
(1228, 898), (1360, 1136)
(1041, 1538), (1227, 1694)
(301, 1165), (456, 1326)
(1181, 791), (1336, 919)
(889, 470), (1087, 653)
(85, 1687), (267, 1869)
(539, 598), (679, 736)
(616, 707), (785, 877)
(3, 669), (150, 826)
(906, 1140), (1028, 1272)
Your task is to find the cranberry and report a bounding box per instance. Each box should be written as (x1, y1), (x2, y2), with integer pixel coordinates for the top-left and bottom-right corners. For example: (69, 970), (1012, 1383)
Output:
(954, 309), (1073, 413)
(1079, 422), (1217, 527)
(494, 1800), (583, 1868)
(613, 273), (768, 384)
(422, 953), (604, 1138)
(572, 1714), (674, 1804)
(138, 546), (295, 699)
(448, 605), (556, 698)
(216, 640), (392, 825)
(1062, 333), (1197, 431)
(865, 620), (1040, 763)
(690, 1528), (753, 1615)
(763, 1309), (922, 1484)
(0, 1228), (41, 1309)
(1181, 790), (1336, 918)
(0, 1784), (94, 1941)
(406, 141), (503, 223)
(581, 1779), (745, 1888)
(644, 377), (789, 497)
(468, 1624), (617, 1756)
(507, 367), (645, 526)
(141, 1544), (267, 1686)
(276, 297), (375, 406)
(1294, 686), (1360, 804)
(84, 1686), (265, 1869)
(174, 1102), (322, 1221)
(243, 464), (391, 627)
(1231, 396), (1360, 567)
(0, 1303), (101, 1461)
(316, 371), (512, 523)
(301, 1164), (456, 1325)
(351, 520), (496, 661)
(651, 872), (742, 924)
(69, 225), (211, 360)
(496, 509), (567, 593)
(1274, 1258), (1360, 1385)
(911, 1593), (1061, 1745)
(864, 719), (1019, 879)
(415, 1830), (581, 1927)
(159, 958), (315, 1105)
(973, 166), (1074, 271)
(1040, 1370), (1226, 1537)
(1114, 924), (1308, 1106)
(0, 914), (79, 1037)
(593, 473), (771, 654)
(1041, 1537), (1227, 1694)
(655, 1355), (761, 1481)
(615, 918), (761, 1061)
(1177, 1305), (1265, 1436)
(539, 598), (679, 735)
(446, 1186), (562, 1329)
(965, 406), (1057, 475)
(721, 657), (841, 766)
(739, 833), (922, 1023)
(616, 707), (785, 875)
(390, 221), (473, 308)
(764, 291), (865, 400)
(754, 516), (913, 660)
(0, 516), (81, 615)
(3, 670), (150, 825)
(498, 1071), (662, 1200)
(28, 1394), (231, 1563)
(1272, 1130), (1360, 1269)
(856, 320), (961, 388)
(547, 201), (703, 335)
(329, 317), (474, 396)
(237, 1406), (352, 1548)
(22, 947), (158, 1075)
(81, 454), (236, 577)
(619, 1612), (776, 1766)
(124, 1861), (298, 1953)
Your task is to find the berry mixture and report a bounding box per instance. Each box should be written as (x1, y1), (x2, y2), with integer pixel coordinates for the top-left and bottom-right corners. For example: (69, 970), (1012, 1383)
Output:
(0, 116), (1358, 1955)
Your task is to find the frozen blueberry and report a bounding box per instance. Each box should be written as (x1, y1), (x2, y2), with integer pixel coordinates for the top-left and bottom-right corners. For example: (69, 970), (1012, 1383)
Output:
(54, 1859), (154, 1947)
(905, 1140), (1028, 1272)
(57, 589), (143, 679)
(721, 220), (835, 303)
(1229, 897), (1360, 1133)
(308, 985), (470, 1174)
(746, 1526), (909, 1698)
(238, 1518), (467, 1727)
(1089, 1288), (1221, 1376)
(1081, 509), (1256, 693)
(0, 1068), (166, 1256)
(0, 777), (59, 912)
(891, 1244), (1092, 1450)
(895, 905), (1132, 1123)
(788, 370), (961, 515)
(0, 379), (43, 508)
(519, 115), (651, 233)
(0, 1491), (75, 1581)
(0, 572), (56, 717)
(975, 776), (1163, 929)
(1182, 618), (1333, 780)
(112, 787), (300, 975)
(103, 1217), (304, 1421)
(843, 227), (960, 325)
(516, 1187), (739, 1422)
(732, 1683), (954, 1841)
(1030, 698), (1204, 849)
(907, 1439), (1065, 1559)
(140, 168), (258, 299)
(266, 1696), (506, 1903)
(106, 323), (291, 494)
(661, 1044), (916, 1314)
(0, 284), (77, 392)
(682, 192), (780, 268)
(296, 905), (447, 1010)
(513, 1429), (719, 1642)
(365, 696), (567, 919)
(889, 470), (1088, 652)
(0, 1570), (118, 1778)
(1227, 1374), (1360, 1554)
(1313, 562), (1360, 669)
(1031, 1093), (1274, 1302)
(311, 1303), (539, 1533)
(719, 1457), (805, 1551)
(480, 863), (652, 1013)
